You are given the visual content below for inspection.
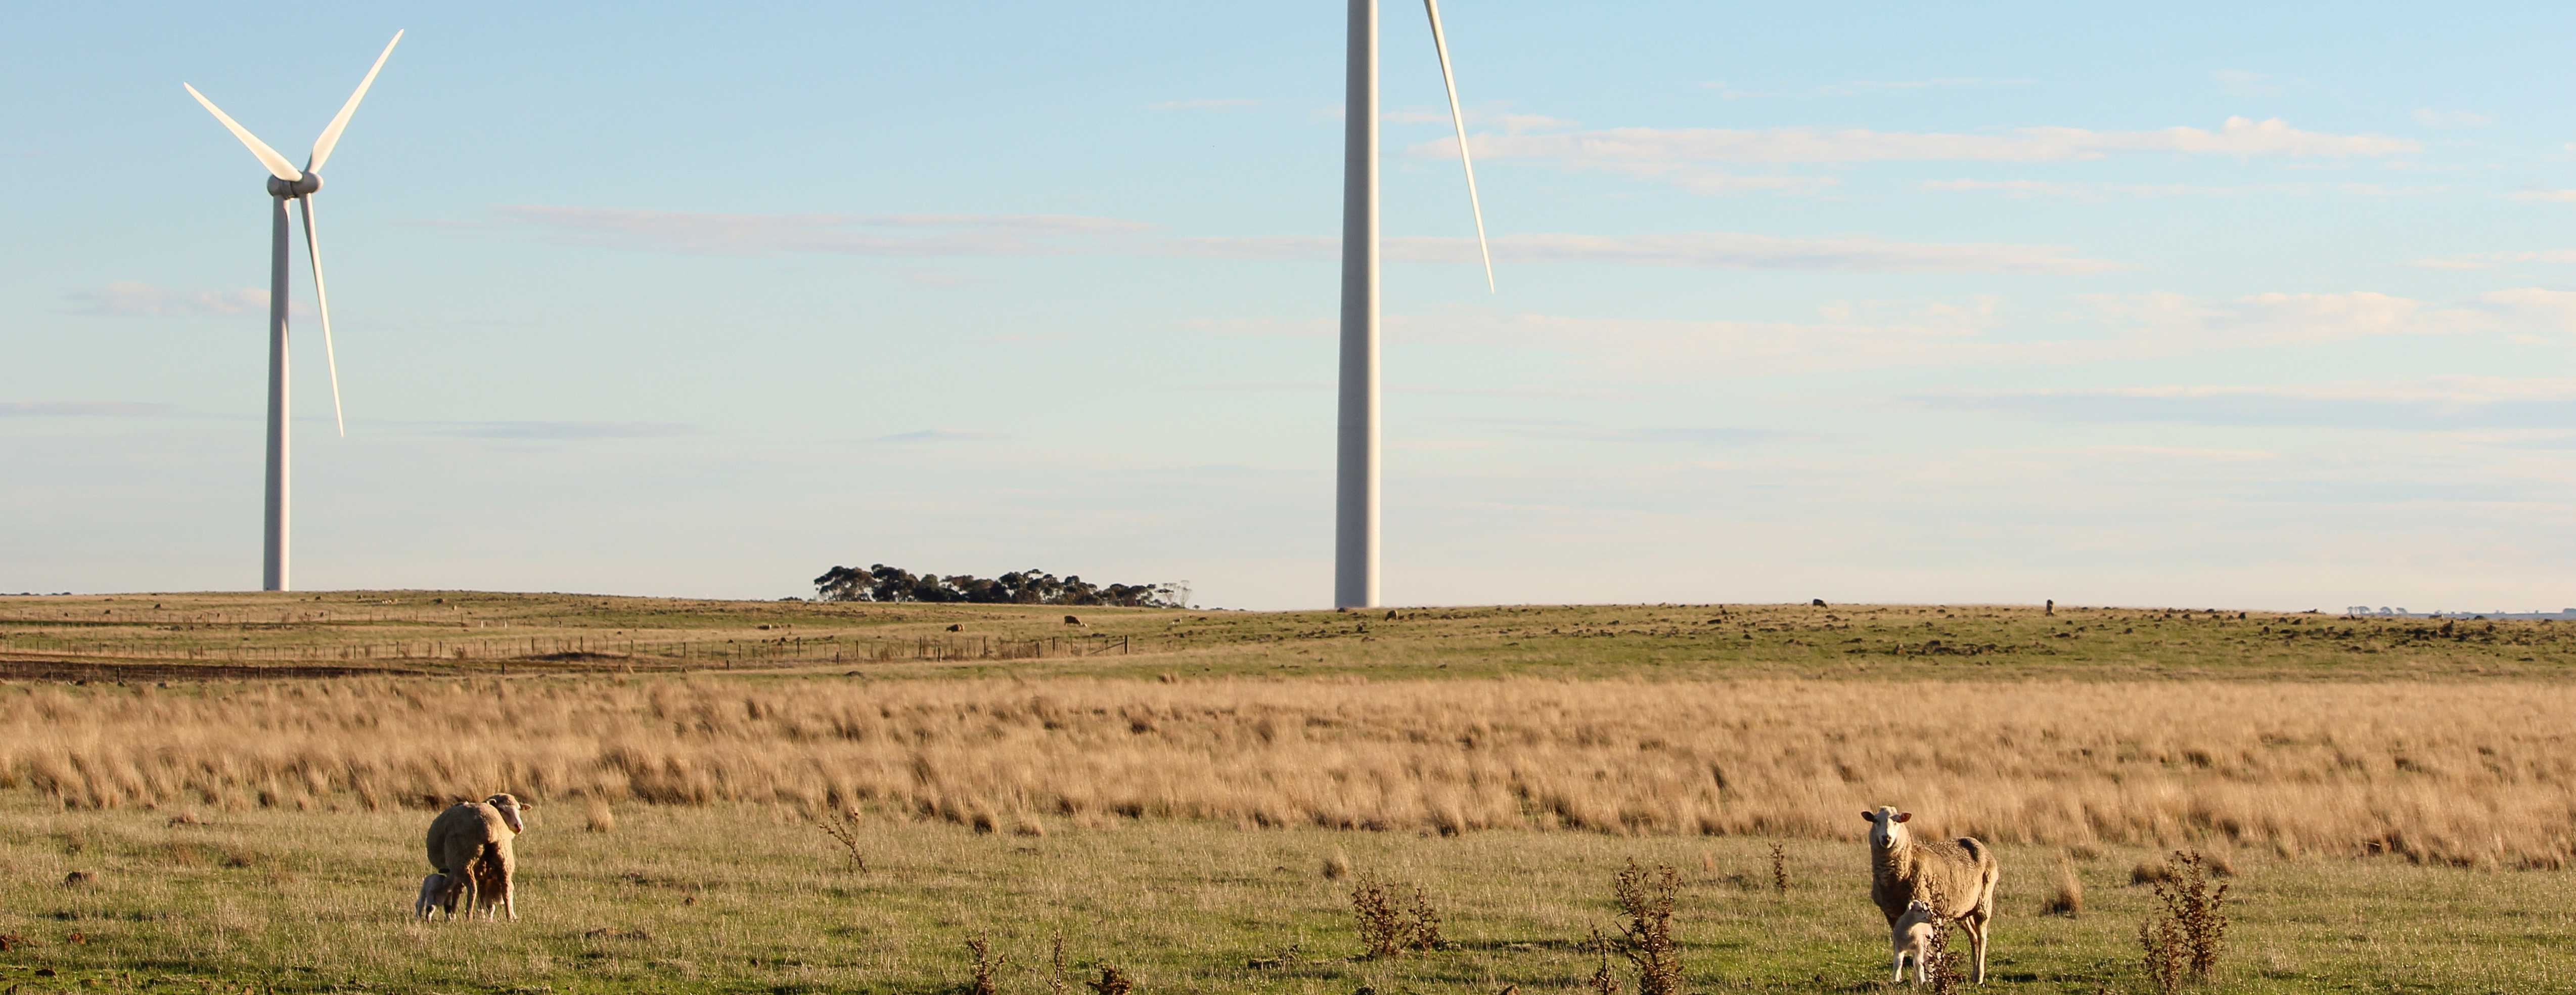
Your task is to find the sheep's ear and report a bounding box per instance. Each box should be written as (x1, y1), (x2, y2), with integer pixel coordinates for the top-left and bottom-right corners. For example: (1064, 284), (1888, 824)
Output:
(1862, 810), (1878, 823)
(1894, 812), (1912, 823)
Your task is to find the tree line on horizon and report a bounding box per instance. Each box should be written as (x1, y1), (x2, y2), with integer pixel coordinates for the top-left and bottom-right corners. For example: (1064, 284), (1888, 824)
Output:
(812, 564), (1187, 608)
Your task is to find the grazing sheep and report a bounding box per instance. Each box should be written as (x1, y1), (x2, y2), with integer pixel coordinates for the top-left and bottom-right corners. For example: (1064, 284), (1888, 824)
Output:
(424, 793), (531, 921)
(1865, 806), (1999, 984)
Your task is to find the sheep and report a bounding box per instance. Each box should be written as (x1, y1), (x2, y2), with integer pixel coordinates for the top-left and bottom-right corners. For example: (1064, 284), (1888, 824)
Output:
(423, 793), (531, 921)
(1865, 805), (1999, 984)
(414, 872), (449, 919)
(1893, 899), (1939, 984)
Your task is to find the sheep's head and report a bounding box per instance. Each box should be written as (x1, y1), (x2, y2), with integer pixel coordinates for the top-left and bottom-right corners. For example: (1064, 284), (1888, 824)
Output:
(1863, 805), (1914, 849)
(484, 793), (530, 834)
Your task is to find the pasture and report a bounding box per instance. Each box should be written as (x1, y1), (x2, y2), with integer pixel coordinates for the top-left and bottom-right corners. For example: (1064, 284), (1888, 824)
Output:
(0, 592), (2571, 992)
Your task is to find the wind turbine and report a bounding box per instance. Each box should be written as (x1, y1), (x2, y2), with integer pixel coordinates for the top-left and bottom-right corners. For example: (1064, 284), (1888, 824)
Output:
(1336, 1), (1492, 608)
(183, 30), (402, 592)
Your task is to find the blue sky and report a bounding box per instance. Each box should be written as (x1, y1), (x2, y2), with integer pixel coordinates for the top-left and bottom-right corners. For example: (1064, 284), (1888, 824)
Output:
(6, 2), (2575, 611)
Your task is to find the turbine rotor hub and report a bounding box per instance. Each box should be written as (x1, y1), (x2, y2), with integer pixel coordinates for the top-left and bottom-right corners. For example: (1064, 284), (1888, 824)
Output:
(266, 174), (322, 197)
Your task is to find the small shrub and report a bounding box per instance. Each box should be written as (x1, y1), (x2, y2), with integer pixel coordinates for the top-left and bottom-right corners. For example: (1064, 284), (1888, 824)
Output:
(1350, 873), (1405, 959)
(812, 807), (867, 872)
(1048, 933), (1068, 995)
(1769, 842), (1788, 895)
(1082, 965), (1130, 995)
(2138, 850), (2230, 988)
(966, 934), (1006, 995)
(585, 798), (615, 834)
(1409, 885), (1444, 951)
(1322, 850), (1351, 880)
(1611, 859), (1684, 995)
(1586, 926), (1622, 995)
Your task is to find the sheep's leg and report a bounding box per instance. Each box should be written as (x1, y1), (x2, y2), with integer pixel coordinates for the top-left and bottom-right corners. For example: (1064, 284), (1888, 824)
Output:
(1890, 927), (1910, 983)
(1966, 913), (1990, 984)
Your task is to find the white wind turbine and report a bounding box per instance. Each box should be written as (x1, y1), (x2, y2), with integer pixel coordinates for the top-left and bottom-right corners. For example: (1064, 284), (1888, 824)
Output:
(1336, 0), (1493, 608)
(183, 30), (402, 592)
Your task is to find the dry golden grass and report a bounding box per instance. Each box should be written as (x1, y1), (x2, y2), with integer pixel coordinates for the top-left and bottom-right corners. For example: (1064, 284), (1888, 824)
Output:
(4, 674), (2569, 869)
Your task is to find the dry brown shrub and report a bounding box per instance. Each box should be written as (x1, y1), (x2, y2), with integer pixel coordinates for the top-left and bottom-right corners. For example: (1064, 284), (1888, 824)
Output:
(1611, 860), (1684, 995)
(7, 676), (2574, 865)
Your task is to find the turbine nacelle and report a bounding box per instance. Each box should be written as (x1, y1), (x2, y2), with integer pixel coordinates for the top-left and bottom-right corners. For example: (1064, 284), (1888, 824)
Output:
(266, 174), (323, 198)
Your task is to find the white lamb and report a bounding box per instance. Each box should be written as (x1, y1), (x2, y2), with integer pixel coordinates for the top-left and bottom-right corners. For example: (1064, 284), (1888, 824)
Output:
(1865, 805), (1999, 984)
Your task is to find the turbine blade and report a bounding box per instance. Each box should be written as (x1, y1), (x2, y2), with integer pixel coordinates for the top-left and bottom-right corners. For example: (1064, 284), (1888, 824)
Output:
(184, 83), (302, 182)
(1422, 0), (1493, 292)
(298, 196), (346, 437)
(308, 30), (402, 174)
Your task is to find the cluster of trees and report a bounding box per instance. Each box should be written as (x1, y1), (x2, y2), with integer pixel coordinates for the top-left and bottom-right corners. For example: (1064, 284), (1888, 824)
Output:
(812, 564), (1187, 608)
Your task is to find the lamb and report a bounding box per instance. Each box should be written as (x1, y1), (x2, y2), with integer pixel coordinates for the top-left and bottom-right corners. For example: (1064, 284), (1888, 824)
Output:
(423, 793), (531, 921)
(1865, 805), (1999, 984)
(1892, 900), (1939, 984)
(414, 872), (449, 919)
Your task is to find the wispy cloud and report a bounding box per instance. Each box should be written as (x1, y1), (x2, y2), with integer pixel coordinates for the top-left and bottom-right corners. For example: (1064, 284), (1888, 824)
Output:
(2505, 189), (2576, 202)
(1923, 179), (2440, 200)
(0, 401), (171, 417)
(1315, 287), (2576, 379)
(1149, 99), (1259, 110)
(1909, 377), (2576, 431)
(491, 207), (1157, 258)
(434, 421), (699, 440)
(2402, 249), (2576, 271)
(69, 281), (272, 317)
(1426, 117), (2416, 165)
(495, 206), (2130, 275)
(1702, 78), (2036, 99)
(857, 429), (1007, 444)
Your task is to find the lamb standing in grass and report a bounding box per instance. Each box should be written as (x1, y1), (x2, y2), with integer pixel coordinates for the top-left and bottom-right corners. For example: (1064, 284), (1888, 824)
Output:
(1865, 805), (1999, 984)
(1893, 899), (1939, 984)
(423, 793), (530, 921)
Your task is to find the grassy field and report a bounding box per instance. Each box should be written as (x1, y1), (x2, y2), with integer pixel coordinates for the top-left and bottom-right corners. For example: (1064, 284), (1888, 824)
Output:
(2, 800), (2571, 994)
(1, 591), (2571, 993)
(2, 590), (2571, 682)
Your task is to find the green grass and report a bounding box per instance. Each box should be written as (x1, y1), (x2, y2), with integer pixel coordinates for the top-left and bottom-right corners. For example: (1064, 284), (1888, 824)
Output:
(2, 798), (2571, 994)
(4, 592), (2572, 683)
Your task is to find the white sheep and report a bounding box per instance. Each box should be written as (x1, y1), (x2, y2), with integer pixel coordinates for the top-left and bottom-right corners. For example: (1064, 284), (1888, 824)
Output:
(1893, 899), (1939, 984)
(423, 793), (531, 921)
(1865, 805), (1999, 984)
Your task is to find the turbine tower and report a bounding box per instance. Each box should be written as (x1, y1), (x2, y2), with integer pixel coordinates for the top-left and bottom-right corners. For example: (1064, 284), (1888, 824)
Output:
(1336, 0), (1492, 608)
(184, 30), (401, 592)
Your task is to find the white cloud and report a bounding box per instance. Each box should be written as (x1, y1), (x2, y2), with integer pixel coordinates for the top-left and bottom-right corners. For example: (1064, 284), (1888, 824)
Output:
(496, 206), (2129, 275)
(1576, 162), (1840, 196)
(70, 281), (270, 317)
(1425, 117), (2416, 164)
(2505, 189), (2576, 202)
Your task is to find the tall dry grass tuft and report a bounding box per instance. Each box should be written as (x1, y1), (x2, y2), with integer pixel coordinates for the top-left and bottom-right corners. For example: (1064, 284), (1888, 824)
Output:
(2044, 860), (2083, 916)
(584, 798), (615, 834)
(4, 676), (2574, 866)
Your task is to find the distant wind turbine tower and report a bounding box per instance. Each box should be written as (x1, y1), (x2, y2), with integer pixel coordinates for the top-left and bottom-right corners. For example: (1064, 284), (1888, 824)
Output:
(1336, 0), (1493, 609)
(184, 31), (402, 592)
